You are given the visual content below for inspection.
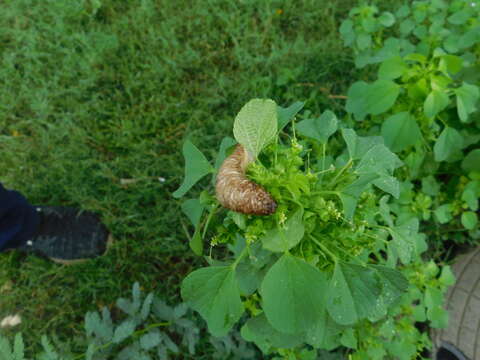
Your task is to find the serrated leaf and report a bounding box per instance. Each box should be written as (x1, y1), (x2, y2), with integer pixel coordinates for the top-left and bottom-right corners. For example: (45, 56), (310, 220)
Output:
(433, 127), (464, 161)
(296, 110), (338, 144)
(261, 254), (327, 334)
(378, 56), (406, 80)
(456, 82), (479, 122)
(233, 99), (278, 158)
(85, 343), (95, 360)
(277, 101), (304, 131)
(173, 140), (213, 198)
(261, 209), (304, 252)
(424, 90), (450, 118)
(41, 336), (59, 360)
(326, 262), (380, 325)
(381, 112), (422, 152)
(113, 320), (137, 344)
(181, 266), (243, 336)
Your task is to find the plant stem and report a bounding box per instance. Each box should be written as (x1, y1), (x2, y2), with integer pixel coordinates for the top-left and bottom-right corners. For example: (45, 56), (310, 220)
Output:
(73, 321), (170, 360)
(309, 235), (337, 262)
(328, 158), (353, 187)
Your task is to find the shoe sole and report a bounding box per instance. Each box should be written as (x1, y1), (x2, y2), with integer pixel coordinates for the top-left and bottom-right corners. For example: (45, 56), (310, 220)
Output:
(48, 234), (114, 265)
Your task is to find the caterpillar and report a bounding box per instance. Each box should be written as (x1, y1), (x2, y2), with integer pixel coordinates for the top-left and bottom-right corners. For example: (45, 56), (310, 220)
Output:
(215, 144), (277, 215)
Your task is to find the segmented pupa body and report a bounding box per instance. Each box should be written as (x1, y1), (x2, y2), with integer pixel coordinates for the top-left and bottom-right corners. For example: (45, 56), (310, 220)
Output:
(215, 144), (277, 215)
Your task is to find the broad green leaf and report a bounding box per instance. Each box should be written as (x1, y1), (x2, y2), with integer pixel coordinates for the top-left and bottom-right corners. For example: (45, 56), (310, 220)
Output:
(240, 313), (304, 352)
(181, 266), (243, 336)
(189, 228), (202, 256)
(364, 80), (400, 116)
(447, 10), (471, 25)
(381, 112), (422, 152)
(439, 266), (456, 287)
(214, 137), (237, 171)
(342, 129), (384, 160)
(346, 81), (370, 120)
(379, 12), (395, 27)
(421, 175), (440, 196)
(456, 83), (480, 122)
(378, 56), (406, 80)
(340, 20), (355, 46)
(340, 328), (357, 349)
(424, 90), (449, 118)
(339, 174), (378, 220)
(296, 110), (338, 144)
(278, 101), (305, 131)
(434, 204), (453, 224)
(373, 175), (400, 198)
(433, 127), (464, 161)
(236, 262), (264, 296)
(233, 98), (278, 158)
(389, 218), (419, 264)
(356, 33), (372, 50)
(371, 265), (408, 307)
(425, 288), (449, 328)
(326, 262), (380, 325)
(181, 199), (204, 227)
(261, 254), (327, 334)
(400, 18), (415, 35)
(261, 209), (305, 252)
(462, 181), (479, 211)
(173, 140), (213, 198)
(462, 149), (480, 172)
(461, 211), (478, 230)
(439, 55), (463, 75)
(356, 144), (402, 175)
(379, 196), (394, 227)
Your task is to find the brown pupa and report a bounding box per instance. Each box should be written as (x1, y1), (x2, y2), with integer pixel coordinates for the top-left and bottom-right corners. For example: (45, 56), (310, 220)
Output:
(215, 144), (277, 215)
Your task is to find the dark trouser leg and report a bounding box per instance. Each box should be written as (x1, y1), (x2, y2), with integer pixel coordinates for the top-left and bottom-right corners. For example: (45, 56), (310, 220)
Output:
(0, 183), (39, 251)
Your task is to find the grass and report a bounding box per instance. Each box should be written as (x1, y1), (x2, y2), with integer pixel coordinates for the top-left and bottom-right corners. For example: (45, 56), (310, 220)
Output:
(0, 0), (374, 354)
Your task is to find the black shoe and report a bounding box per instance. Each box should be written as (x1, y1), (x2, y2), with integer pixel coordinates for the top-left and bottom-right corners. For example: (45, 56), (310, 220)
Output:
(19, 206), (112, 264)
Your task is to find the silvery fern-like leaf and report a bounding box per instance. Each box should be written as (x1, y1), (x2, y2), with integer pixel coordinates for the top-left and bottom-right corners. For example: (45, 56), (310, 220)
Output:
(0, 335), (12, 359)
(233, 99), (278, 158)
(112, 320), (136, 344)
(13, 333), (24, 360)
(140, 293), (154, 321)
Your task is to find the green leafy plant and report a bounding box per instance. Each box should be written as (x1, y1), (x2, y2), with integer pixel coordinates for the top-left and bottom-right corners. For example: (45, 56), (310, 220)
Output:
(341, 0), (480, 245)
(175, 99), (451, 358)
(0, 283), (257, 360)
